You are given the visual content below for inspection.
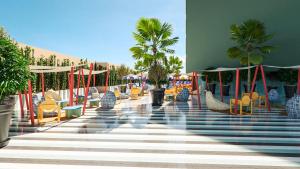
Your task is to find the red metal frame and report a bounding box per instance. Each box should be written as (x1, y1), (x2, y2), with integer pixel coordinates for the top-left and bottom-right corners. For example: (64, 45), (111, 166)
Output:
(76, 68), (81, 104)
(80, 69), (86, 88)
(82, 63), (94, 114)
(250, 65), (259, 99)
(218, 71), (223, 102)
(24, 90), (29, 112)
(104, 65), (110, 95)
(234, 68), (240, 114)
(69, 66), (74, 106)
(93, 74), (96, 87)
(27, 80), (35, 126)
(18, 92), (24, 118)
(260, 65), (271, 111)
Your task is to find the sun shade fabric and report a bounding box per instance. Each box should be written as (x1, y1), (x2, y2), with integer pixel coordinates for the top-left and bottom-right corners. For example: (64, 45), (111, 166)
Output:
(73, 69), (107, 75)
(29, 64), (87, 73)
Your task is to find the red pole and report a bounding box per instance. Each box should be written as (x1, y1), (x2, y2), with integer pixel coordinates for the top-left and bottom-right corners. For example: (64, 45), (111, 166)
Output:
(41, 73), (45, 97)
(76, 69), (81, 104)
(82, 63), (94, 114)
(191, 72), (194, 90)
(205, 75), (209, 90)
(93, 74), (96, 87)
(260, 65), (271, 111)
(250, 66), (259, 99)
(297, 68), (300, 95)
(69, 66), (74, 106)
(27, 80), (35, 126)
(234, 68), (240, 114)
(81, 69), (86, 88)
(195, 72), (201, 110)
(18, 92), (24, 118)
(104, 65), (110, 95)
(218, 71), (223, 102)
(24, 90), (29, 112)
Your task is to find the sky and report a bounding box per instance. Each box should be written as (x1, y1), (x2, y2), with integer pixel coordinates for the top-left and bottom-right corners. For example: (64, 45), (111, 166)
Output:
(0, 0), (186, 71)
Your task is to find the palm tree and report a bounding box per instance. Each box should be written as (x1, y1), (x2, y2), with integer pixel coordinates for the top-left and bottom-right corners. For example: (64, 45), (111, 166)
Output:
(167, 56), (183, 75)
(130, 18), (179, 88)
(227, 19), (274, 91)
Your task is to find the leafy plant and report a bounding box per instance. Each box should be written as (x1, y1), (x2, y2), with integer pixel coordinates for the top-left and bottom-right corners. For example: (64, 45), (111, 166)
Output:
(227, 19), (274, 91)
(148, 64), (167, 88)
(0, 27), (31, 102)
(130, 18), (179, 89)
(167, 56), (183, 75)
(277, 69), (298, 85)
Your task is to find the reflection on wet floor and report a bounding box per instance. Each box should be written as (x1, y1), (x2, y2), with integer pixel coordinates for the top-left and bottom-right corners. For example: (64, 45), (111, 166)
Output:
(4, 95), (300, 169)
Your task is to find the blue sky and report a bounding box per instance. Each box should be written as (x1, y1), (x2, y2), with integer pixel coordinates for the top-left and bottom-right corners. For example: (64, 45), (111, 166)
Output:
(0, 0), (186, 70)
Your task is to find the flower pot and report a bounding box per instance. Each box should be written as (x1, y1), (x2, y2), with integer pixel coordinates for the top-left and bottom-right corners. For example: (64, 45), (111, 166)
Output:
(222, 85), (231, 96)
(0, 96), (15, 148)
(207, 83), (216, 95)
(243, 84), (256, 93)
(284, 85), (297, 98)
(120, 85), (127, 93)
(151, 88), (165, 106)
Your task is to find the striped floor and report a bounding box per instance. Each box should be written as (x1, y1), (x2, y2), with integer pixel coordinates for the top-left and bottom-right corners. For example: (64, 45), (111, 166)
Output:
(1, 96), (300, 169)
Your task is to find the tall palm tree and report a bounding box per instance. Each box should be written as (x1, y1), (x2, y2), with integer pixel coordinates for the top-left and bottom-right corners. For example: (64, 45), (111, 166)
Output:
(130, 18), (179, 88)
(227, 19), (274, 91)
(130, 17), (179, 68)
(167, 56), (183, 75)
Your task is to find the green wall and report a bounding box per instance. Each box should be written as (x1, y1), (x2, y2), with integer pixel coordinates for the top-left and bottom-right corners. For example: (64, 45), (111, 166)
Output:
(186, 0), (300, 73)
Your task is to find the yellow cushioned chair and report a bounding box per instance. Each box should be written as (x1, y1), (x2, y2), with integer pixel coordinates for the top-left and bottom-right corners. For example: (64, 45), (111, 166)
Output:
(130, 87), (140, 100)
(243, 92), (266, 108)
(230, 95), (253, 115)
(38, 96), (61, 125)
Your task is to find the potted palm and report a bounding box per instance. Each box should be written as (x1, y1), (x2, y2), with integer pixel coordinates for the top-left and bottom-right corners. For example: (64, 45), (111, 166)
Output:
(116, 64), (130, 93)
(130, 18), (179, 106)
(227, 19), (274, 92)
(278, 69), (297, 98)
(0, 27), (30, 148)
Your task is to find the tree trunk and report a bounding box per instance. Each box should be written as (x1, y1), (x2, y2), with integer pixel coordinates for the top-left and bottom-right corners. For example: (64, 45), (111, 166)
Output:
(247, 54), (251, 92)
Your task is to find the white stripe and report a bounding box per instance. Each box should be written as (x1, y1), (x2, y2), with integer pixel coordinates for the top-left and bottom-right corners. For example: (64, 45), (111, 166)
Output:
(0, 149), (299, 167)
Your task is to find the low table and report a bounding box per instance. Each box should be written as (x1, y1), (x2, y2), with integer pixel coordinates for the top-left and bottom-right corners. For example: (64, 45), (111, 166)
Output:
(89, 99), (100, 107)
(63, 106), (82, 118)
(56, 100), (68, 108)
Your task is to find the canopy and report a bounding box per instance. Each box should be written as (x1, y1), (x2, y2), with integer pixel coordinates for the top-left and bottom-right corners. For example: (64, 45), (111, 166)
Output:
(73, 69), (107, 75)
(29, 64), (86, 73)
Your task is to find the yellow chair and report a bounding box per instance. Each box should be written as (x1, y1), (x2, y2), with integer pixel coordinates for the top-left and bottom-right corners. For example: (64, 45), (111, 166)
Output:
(243, 92), (266, 108)
(130, 87), (140, 100)
(165, 87), (177, 101)
(230, 95), (253, 115)
(38, 96), (61, 125)
(114, 88), (121, 99)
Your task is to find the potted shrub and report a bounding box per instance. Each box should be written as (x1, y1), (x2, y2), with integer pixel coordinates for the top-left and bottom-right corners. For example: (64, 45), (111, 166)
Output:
(227, 19), (274, 92)
(130, 18), (180, 106)
(116, 64), (131, 93)
(221, 71), (233, 96)
(0, 27), (30, 148)
(278, 69), (297, 98)
(201, 67), (218, 94)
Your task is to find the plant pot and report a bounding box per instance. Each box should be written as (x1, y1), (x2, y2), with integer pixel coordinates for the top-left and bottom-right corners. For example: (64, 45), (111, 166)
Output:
(267, 86), (278, 92)
(207, 83), (216, 95)
(222, 85), (231, 96)
(284, 85), (297, 98)
(0, 96), (15, 148)
(151, 88), (165, 106)
(120, 85), (127, 93)
(243, 84), (256, 93)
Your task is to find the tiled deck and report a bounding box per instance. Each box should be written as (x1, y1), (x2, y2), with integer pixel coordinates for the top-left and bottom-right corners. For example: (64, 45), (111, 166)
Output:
(1, 96), (300, 169)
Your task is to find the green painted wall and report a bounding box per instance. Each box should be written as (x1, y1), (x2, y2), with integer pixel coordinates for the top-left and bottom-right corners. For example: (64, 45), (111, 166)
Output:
(186, 0), (300, 73)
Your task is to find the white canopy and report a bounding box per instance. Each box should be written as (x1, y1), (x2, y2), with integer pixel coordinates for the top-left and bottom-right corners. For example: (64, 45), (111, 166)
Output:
(73, 69), (107, 75)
